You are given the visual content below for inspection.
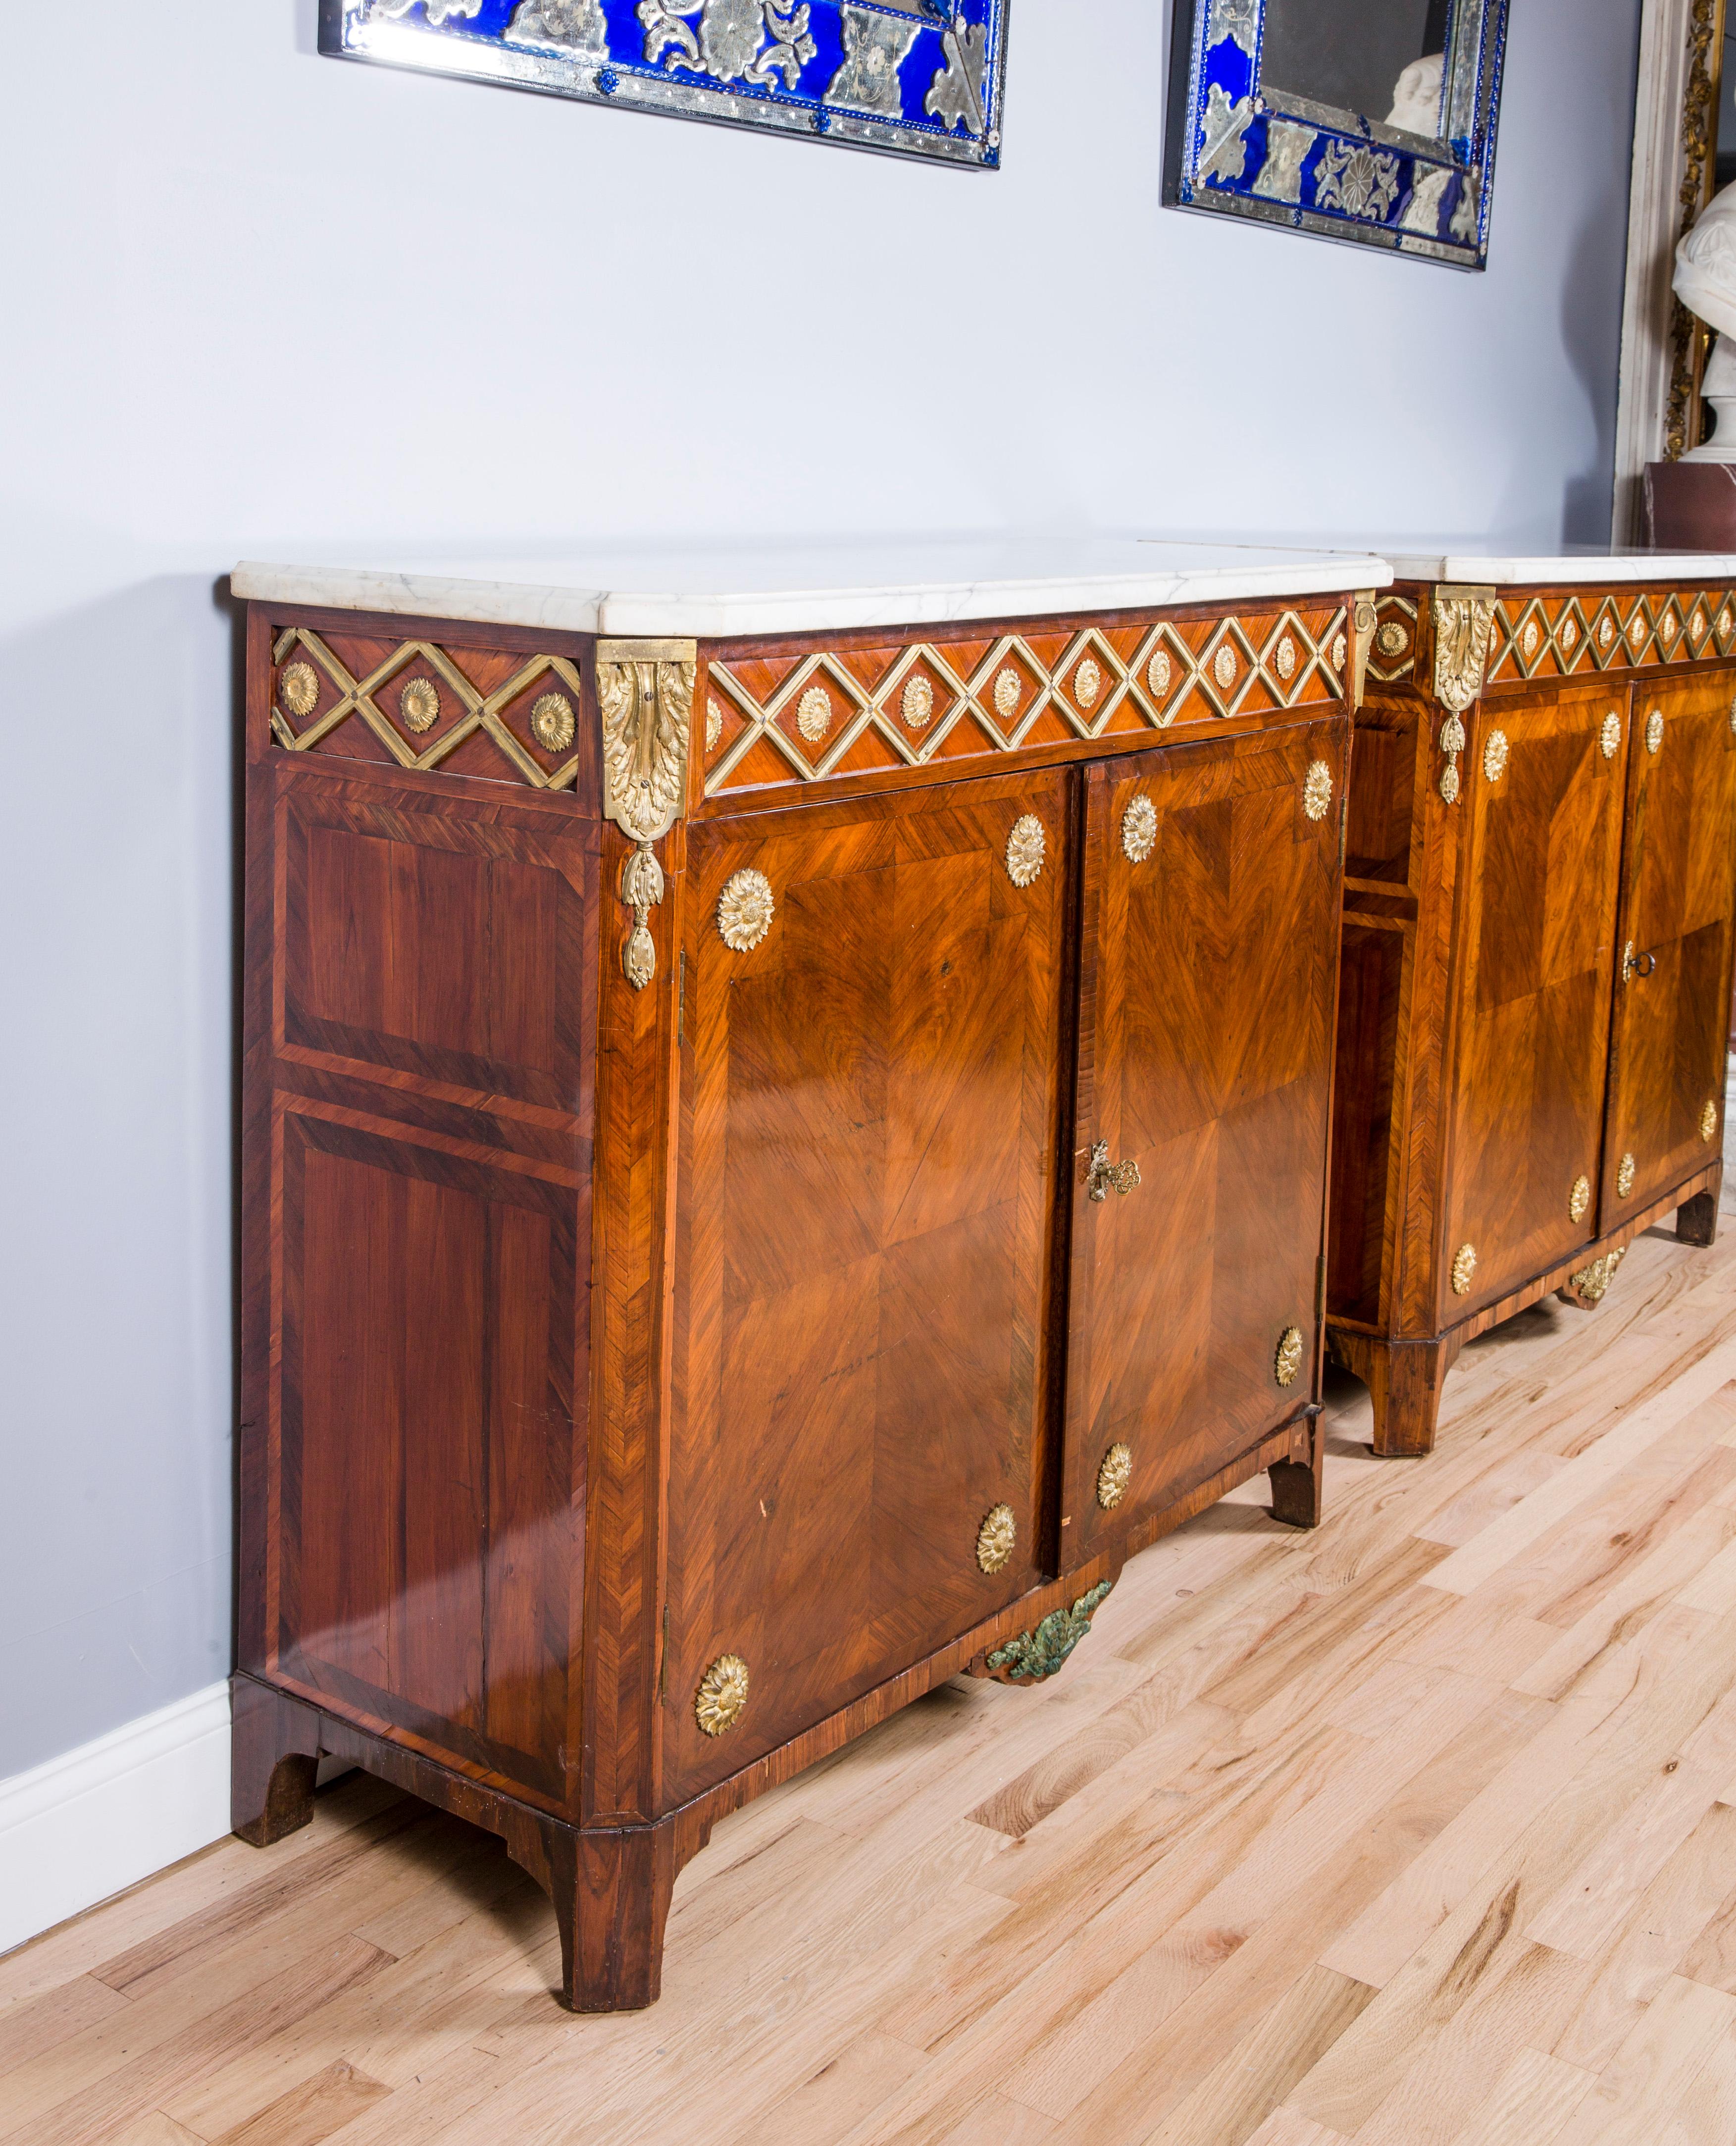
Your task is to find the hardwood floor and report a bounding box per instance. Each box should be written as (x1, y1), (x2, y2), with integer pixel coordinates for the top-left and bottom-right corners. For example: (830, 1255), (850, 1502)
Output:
(14, 1172), (1736, 2144)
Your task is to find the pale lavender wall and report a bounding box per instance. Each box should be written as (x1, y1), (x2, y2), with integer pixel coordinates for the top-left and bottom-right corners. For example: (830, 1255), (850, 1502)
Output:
(0, 0), (1642, 1774)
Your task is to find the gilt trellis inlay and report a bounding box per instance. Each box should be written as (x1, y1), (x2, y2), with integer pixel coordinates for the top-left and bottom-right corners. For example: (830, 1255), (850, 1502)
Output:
(702, 604), (1349, 794)
(269, 627), (585, 791)
(1367, 585), (1736, 691)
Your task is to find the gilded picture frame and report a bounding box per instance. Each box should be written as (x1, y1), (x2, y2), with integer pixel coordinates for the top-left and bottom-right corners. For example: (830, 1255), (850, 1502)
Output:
(1164, 0), (1508, 268)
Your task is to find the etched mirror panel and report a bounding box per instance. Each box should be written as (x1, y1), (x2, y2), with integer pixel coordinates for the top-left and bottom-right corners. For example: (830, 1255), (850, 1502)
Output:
(1165, 0), (1506, 267)
(319, 0), (1004, 166)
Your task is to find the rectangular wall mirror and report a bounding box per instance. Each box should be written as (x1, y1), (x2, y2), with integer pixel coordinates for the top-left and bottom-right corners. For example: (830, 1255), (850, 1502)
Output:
(318, 0), (1005, 167)
(1164, 0), (1507, 268)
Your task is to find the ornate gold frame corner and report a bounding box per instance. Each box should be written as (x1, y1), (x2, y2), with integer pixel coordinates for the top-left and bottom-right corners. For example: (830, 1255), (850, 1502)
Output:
(1666, 0), (1729, 462)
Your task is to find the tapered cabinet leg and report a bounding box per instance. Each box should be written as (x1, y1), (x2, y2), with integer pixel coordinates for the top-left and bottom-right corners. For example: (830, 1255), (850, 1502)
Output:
(513, 1818), (678, 2014)
(1268, 1415), (1324, 1528)
(1678, 1188), (1721, 1247)
(230, 1674), (321, 1848)
(1329, 1330), (1459, 1459)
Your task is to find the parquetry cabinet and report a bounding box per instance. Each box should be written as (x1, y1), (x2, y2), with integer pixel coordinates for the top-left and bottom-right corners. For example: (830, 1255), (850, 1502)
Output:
(1328, 556), (1736, 1457)
(229, 545), (1379, 2010)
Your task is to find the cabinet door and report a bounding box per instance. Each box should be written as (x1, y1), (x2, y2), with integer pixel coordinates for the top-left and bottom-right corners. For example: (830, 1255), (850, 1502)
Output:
(1438, 683), (1628, 1323)
(664, 767), (1071, 1802)
(1603, 669), (1736, 1227)
(1064, 719), (1345, 1565)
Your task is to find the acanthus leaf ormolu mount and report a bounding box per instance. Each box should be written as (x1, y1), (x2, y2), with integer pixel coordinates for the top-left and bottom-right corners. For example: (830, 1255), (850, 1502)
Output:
(1329, 559), (1736, 1457)
(230, 544), (1378, 2010)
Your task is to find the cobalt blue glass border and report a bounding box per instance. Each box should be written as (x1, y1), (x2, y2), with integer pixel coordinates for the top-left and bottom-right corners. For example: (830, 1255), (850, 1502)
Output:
(319, 0), (1006, 168)
(1162, 0), (1507, 269)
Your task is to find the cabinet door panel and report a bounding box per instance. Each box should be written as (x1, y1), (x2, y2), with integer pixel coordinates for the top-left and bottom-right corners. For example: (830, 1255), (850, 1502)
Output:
(665, 769), (1070, 1801)
(1604, 669), (1736, 1225)
(275, 1109), (581, 1808)
(1065, 719), (1345, 1562)
(1439, 684), (1627, 1322)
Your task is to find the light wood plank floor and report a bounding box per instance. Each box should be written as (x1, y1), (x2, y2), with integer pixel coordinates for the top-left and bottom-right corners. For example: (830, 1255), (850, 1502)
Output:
(13, 1192), (1736, 2145)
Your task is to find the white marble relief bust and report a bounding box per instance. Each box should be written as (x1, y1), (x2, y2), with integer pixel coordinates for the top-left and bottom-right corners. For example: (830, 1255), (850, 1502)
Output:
(1386, 52), (1443, 137)
(1675, 180), (1736, 461)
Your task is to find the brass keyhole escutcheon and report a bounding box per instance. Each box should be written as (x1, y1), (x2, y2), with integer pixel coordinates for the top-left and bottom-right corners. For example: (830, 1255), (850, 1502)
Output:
(1086, 1141), (1141, 1202)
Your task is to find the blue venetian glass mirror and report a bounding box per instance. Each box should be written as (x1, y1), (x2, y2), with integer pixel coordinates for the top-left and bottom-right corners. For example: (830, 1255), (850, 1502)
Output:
(319, 0), (1004, 166)
(1165, 0), (1507, 267)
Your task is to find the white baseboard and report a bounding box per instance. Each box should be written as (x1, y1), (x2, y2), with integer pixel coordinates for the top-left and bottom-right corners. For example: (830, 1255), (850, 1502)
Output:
(0, 1681), (232, 1957)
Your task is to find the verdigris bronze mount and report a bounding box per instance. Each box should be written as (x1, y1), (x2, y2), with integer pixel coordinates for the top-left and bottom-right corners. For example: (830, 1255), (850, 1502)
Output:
(975, 1581), (1117, 1686)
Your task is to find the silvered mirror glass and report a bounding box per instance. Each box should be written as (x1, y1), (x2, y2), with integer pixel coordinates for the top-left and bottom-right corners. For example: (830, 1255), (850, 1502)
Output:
(1164, 0), (1507, 267)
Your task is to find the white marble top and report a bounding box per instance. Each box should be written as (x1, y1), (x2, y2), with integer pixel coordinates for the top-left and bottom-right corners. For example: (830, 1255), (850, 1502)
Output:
(1383, 547), (1736, 586)
(231, 539), (1391, 638)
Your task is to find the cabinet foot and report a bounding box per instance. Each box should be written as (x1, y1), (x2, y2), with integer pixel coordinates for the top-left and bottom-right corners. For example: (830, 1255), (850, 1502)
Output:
(230, 1674), (321, 1848)
(1268, 1419), (1324, 1528)
(1678, 1189), (1721, 1248)
(512, 1819), (678, 2014)
(1328, 1330), (1460, 1459)
(230, 1676), (684, 2011)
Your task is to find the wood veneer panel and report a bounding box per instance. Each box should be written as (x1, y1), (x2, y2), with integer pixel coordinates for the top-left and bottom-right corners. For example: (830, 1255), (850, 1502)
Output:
(1437, 681), (1628, 1323)
(1605, 666), (1736, 1228)
(1329, 919), (1408, 1328)
(280, 783), (590, 1118)
(1065, 716), (1345, 1560)
(663, 766), (1072, 1802)
(243, 755), (599, 1819)
(274, 1110), (578, 1807)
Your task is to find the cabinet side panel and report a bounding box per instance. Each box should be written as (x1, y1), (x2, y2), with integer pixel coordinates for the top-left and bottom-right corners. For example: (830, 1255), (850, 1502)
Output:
(487, 1203), (565, 1763)
(1329, 921), (1408, 1326)
(239, 612), (279, 1672)
(1345, 713), (1418, 882)
(244, 679), (600, 1819)
(276, 1107), (580, 1806)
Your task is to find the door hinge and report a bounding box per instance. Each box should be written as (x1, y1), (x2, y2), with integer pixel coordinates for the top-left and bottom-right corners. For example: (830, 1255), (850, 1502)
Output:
(1316, 1255), (1327, 1322)
(677, 950), (686, 1045)
(658, 1604), (670, 1701)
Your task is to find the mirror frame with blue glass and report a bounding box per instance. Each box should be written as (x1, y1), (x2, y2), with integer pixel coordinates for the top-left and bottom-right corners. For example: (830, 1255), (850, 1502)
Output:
(1163, 0), (1507, 268)
(318, 0), (1005, 167)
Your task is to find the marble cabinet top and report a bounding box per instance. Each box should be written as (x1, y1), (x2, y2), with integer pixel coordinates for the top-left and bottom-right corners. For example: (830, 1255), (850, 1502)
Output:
(1383, 548), (1736, 586)
(232, 540), (1392, 639)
